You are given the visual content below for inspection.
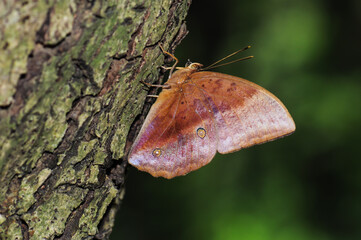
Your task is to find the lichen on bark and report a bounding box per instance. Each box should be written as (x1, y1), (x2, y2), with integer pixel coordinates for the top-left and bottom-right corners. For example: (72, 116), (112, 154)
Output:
(0, 0), (191, 239)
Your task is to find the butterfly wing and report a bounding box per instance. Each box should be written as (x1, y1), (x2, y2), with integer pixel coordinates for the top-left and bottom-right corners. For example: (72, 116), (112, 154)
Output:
(128, 85), (218, 179)
(190, 71), (295, 154)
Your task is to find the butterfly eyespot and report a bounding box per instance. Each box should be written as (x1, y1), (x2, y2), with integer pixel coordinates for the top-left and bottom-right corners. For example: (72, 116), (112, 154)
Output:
(196, 128), (207, 139)
(152, 148), (162, 157)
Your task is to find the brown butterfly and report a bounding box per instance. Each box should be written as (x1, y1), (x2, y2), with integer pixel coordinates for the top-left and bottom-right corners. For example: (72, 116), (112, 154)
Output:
(128, 46), (295, 179)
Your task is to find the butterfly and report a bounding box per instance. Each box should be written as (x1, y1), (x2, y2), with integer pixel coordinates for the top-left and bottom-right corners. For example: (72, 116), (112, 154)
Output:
(128, 46), (295, 179)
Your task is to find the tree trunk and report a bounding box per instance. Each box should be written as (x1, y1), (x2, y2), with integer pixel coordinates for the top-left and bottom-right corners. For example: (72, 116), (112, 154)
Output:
(0, 0), (191, 239)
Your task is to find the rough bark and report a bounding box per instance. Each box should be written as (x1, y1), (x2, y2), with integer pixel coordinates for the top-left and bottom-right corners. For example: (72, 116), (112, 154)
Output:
(0, 0), (191, 239)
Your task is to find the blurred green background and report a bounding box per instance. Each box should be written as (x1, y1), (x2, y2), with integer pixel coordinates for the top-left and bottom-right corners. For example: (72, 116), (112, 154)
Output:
(112, 0), (361, 239)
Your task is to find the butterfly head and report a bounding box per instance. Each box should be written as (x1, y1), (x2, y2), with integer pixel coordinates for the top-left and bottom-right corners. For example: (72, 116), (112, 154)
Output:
(186, 62), (203, 71)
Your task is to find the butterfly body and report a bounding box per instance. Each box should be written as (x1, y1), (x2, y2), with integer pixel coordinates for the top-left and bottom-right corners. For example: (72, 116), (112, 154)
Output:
(128, 63), (295, 179)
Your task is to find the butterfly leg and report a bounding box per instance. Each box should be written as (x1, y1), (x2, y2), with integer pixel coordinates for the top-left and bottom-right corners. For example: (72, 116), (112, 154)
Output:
(159, 44), (178, 78)
(161, 66), (172, 70)
(141, 80), (169, 98)
(161, 66), (185, 73)
(140, 79), (170, 89)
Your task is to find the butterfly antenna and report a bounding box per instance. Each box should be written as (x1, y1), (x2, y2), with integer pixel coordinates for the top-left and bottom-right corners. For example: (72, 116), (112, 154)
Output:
(202, 46), (253, 70)
(204, 56), (254, 69)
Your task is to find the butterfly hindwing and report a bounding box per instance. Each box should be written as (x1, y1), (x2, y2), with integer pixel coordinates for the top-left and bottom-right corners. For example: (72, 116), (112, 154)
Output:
(128, 85), (218, 179)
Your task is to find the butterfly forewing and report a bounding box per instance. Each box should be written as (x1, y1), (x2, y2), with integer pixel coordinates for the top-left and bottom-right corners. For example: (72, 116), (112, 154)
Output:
(191, 71), (295, 154)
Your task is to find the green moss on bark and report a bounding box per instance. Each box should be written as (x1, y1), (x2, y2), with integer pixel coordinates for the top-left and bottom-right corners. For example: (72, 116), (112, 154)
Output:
(0, 0), (191, 239)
